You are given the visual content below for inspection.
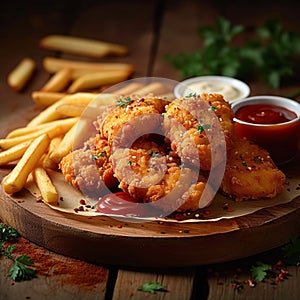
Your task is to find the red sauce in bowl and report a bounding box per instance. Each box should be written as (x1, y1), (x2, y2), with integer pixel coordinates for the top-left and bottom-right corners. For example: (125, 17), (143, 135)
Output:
(233, 102), (300, 164)
(235, 104), (297, 125)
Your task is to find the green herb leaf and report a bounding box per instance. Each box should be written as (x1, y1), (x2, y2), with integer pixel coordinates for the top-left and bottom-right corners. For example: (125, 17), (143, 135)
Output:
(0, 223), (36, 282)
(250, 261), (272, 282)
(138, 282), (167, 294)
(0, 223), (20, 242)
(282, 236), (300, 265)
(197, 124), (211, 134)
(165, 18), (300, 88)
(116, 96), (133, 107)
(9, 256), (36, 282)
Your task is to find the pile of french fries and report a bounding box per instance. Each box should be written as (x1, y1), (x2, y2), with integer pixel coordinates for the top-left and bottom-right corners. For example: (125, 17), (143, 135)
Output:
(2, 34), (175, 205)
(7, 35), (134, 93)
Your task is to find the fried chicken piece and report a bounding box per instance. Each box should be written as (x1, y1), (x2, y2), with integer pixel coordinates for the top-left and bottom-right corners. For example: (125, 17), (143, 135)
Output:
(221, 137), (286, 200)
(59, 135), (118, 197)
(97, 96), (168, 148)
(111, 140), (215, 212)
(163, 93), (234, 170)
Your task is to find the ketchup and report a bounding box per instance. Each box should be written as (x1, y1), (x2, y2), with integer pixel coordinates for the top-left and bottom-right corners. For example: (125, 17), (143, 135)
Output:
(235, 104), (297, 125)
(96, 191), (161, 217)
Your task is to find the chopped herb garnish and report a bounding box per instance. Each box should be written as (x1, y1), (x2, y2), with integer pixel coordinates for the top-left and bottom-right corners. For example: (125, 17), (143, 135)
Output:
(99, 151), (107, 157)
(209, 106), (217, 111)
(179, 163), (185, 169)
(116, 96), (134, 107)
(91, 154), (99, 161)
(242, 161), (247, 167)
(185, 92), (197, 98)
(0, 223), (36, 282)
(138, 282), (167, 294)
(197, 124), (211, 134)
(250, 261), (272, 282)
(127, 161), (132, 165)
(282, 236), (300, 266)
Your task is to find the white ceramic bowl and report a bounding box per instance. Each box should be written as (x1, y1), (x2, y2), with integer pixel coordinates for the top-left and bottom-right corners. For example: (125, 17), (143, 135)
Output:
(231, 95), (300, 164)
(174, 76), (250, 103)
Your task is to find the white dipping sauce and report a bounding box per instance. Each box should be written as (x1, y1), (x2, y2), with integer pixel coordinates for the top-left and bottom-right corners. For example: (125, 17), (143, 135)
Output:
(184, 81), (243, 102)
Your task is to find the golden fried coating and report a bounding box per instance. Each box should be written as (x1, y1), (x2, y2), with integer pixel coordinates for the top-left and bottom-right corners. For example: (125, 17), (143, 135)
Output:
(221, 137), (286, 200)
(163, 93), (234, 170)
(59, 135), (118, 196)
(97, 96), (167, 147)
(111, 140), (214, 212)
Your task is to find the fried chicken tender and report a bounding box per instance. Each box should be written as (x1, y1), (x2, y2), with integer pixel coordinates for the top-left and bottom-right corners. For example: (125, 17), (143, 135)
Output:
(97, 96), (167, 147)
(221, 137), (286, 200)
(111, 140), (215, 212)
(59, 135), (118, 196)
(163, 93), (234, 170)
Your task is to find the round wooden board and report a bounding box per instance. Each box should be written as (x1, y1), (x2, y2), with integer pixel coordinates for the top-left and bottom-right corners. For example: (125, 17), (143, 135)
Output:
(1, 167), (299, 268)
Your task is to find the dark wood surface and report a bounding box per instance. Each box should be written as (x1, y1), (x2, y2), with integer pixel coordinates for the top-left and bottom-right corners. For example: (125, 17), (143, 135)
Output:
(0, 0), (300, 299)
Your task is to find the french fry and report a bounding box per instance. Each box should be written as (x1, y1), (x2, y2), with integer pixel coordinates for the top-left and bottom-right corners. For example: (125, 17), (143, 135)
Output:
(31, 91), (67, 106)
(42, 136), (63, 170)
(0, 140), (31, 166)
(55, 103), (86, 117)
(68, 70), (131, 93)
(39, 35), (128, 58)
(0, 118), (78, 150)
(7, 57), (36, 92)
(112, 82), (145, 95)
(40, 68), (72, 92)
(2, 134), (50, 194)
(49, 122), (78, 163)
(6, 117), (78, 139)
(27, 93), (95, 127)
(32, 165), (58, 203)
(43, 57), (134, 79)
(134, 82), (166, 96)
(158, 92), (176, 101)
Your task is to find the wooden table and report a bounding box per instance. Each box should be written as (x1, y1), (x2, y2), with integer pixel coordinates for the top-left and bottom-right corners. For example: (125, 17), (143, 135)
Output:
(0, 0), (300, 299)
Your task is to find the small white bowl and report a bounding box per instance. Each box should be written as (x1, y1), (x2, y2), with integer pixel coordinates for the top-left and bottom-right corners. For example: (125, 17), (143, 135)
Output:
(174, 76), (250, 103)
(231, 95), (300, 164)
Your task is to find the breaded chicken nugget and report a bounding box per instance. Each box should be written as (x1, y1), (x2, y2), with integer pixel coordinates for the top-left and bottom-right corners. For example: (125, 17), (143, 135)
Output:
(111, 140), (215, 212)
(163, 93), (234, 170)
(59, 135), (118, 196)
(221, 137), (286, 200)
(97, 96), (168, 147)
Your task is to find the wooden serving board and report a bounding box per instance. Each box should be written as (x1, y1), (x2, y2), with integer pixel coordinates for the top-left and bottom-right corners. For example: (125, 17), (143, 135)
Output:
(0, 164), (299, 268)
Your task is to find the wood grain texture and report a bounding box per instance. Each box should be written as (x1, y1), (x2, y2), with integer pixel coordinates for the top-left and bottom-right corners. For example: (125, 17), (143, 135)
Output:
(112, 268), (197, 299)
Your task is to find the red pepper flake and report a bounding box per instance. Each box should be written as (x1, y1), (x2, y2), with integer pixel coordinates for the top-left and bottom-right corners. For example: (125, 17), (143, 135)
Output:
(79, 199), (86, 205)
(204, 209), (211, 215)
(74, 208), (79, 213)
(116, 224), (123, 228)
(183, 230), (190, 234)
(160, 231), (166, 234)
(60, 196), (64, 201)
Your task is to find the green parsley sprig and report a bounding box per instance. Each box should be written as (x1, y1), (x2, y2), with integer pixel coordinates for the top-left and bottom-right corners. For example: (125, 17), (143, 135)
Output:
(165, 18), (300, 88)
(0, 223), (36, 282)
(116, 96), (134, 107)
(138, 282), (167, 294)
